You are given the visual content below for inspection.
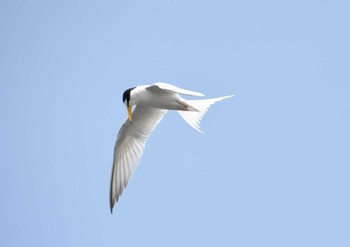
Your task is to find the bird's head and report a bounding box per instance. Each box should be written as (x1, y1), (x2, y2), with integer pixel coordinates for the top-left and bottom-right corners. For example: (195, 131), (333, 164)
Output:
(122, 87), (135, 123)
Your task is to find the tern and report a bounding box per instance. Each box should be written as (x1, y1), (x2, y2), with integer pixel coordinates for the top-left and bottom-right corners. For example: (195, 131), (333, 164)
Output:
(110, 82), (233, 212)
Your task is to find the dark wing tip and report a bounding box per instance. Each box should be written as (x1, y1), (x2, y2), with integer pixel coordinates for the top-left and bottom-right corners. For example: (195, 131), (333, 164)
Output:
(110, 195), (115, 214)
(110, 185), (115, 214)
(110, 199), (115, 214)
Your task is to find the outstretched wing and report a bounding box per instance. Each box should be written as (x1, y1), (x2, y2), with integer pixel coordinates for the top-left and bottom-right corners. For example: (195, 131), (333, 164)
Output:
(110, 105), (167, 212)
(149, 82), (205, 97)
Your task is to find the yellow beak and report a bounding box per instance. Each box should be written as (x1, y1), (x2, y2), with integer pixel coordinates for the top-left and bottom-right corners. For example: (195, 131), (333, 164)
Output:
(128, 103), (132, 123)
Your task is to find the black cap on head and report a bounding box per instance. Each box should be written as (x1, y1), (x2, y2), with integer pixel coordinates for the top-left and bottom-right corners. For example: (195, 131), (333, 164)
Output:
(122, 87), (135, 105)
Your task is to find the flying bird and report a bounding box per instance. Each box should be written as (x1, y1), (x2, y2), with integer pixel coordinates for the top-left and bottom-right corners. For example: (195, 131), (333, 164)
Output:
(110, 82), (233, 212)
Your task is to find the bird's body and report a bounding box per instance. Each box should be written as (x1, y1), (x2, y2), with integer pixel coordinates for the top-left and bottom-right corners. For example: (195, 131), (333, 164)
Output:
(110, 82), (233, 212)
(130, 85), (182, 110)
(130, 83), (203, 110)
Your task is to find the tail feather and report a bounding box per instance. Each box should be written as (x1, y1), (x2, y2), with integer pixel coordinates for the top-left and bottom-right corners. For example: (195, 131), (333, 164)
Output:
(177, 95), (234, 133)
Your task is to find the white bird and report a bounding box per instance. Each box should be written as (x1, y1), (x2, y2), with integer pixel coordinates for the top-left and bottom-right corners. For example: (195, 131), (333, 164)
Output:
(110, 82), (233, 212)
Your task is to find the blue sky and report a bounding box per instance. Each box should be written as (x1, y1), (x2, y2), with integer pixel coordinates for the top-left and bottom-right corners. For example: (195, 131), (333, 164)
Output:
(1, 0), (349, 246)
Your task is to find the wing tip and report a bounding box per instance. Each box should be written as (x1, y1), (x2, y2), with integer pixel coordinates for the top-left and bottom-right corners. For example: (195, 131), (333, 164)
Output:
(196, 92), (205, 97)
(110, 198), (115, 214)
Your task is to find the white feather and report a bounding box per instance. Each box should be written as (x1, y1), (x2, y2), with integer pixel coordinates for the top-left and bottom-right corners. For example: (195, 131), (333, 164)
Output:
(177, 95), (234, 133)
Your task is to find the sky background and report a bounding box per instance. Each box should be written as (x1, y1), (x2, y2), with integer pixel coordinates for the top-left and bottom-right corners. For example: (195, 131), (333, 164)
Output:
(1, 0), (350, 246)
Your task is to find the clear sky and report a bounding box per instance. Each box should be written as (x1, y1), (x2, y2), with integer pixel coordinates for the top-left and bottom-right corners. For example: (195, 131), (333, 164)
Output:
(1, 0), (349, 246)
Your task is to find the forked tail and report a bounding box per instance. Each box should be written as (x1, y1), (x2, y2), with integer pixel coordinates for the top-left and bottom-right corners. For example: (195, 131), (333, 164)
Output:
(177, 95), (234, 133)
